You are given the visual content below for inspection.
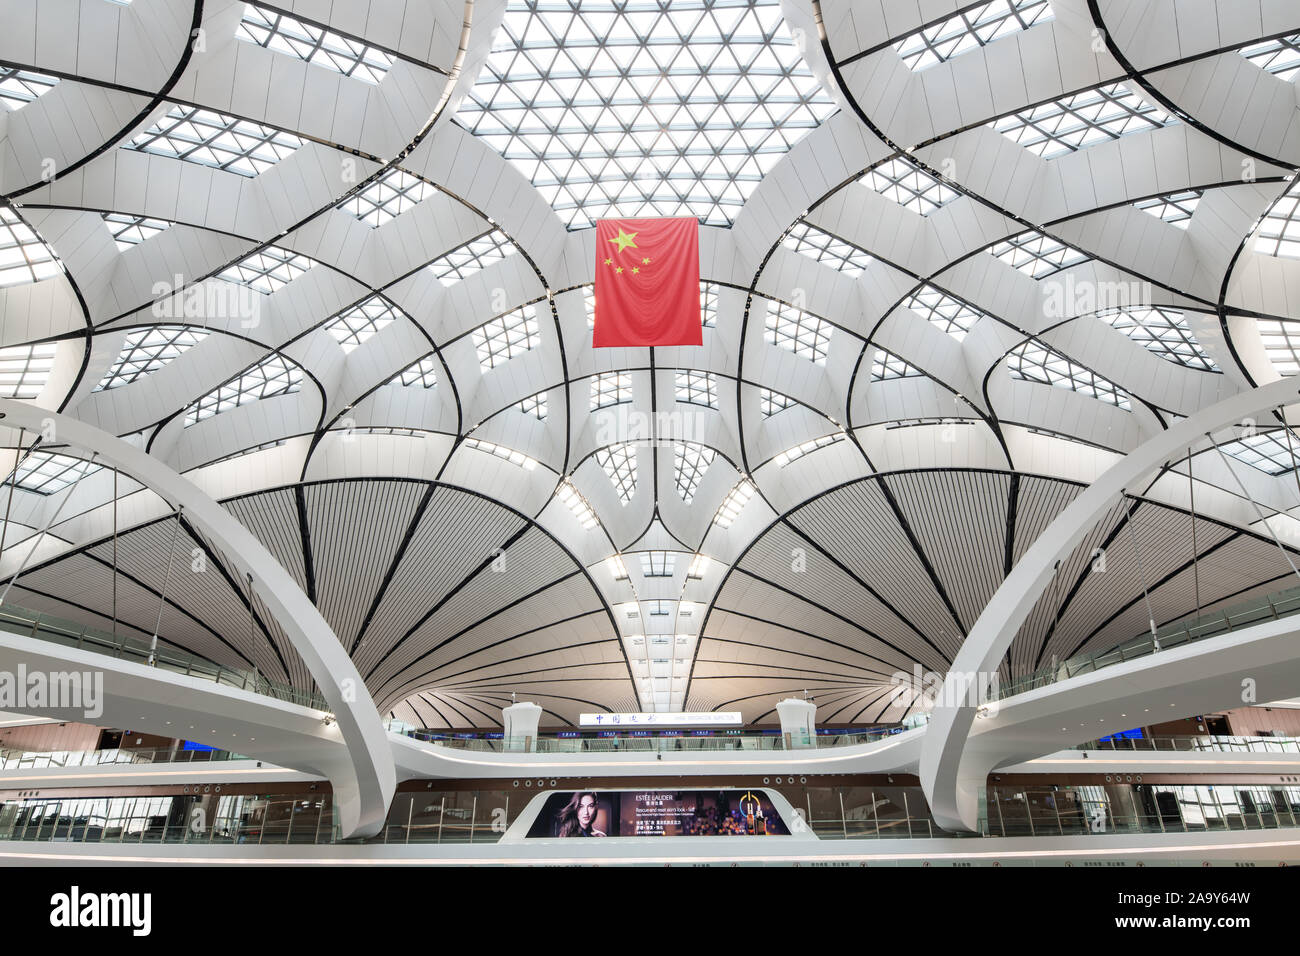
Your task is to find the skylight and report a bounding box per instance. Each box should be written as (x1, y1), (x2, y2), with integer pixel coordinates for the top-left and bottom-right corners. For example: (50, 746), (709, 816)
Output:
(472, 304), (540, 370)
(990, 83), (1176, 159)
(674, 442), (716, 503)
(759, 387), (797, 417)
(781, 222), (873, 278)
(1134, 190), (1201, 229)
(640, 551), (676, 577)
(861, 157), (960, 214)
(324, 296), (398, 352)
(773, 432), (845, 466)
(1220, 429), (1300, 476)
(457, 0), (837, 229)
(427, 230), (517, 285)
(713, 478), (756, 528)
(185, 354), (303, 425)
(1007, 340), (1132, 409)
(905, 285), (985, 339)
(390, 355), (438, 388)
(871, 349), (925, 382)
(95, 326), (209, 391)
(125, 104), (303, 176)
(892, 0), (1053, 71)
(1254, 179), (1300, 259)
(989, 228), (1089, 278)
(1238, 34), (1300, 80)
(0, 206), (63, 288)
(518, 393), (548, 419)
(10, 452), (102, 496)
(764, 300), (831, 364)
(595, 443), (638, 503)
(1098, 307), (1218, 372)
(102, 213), (172, 250)
(337, 170), (436, 227)
(237, 3), (395, 84)
(464, 437), (538, 470)
(675, 370), (717, 408)
(217, 246), (318, 293)
(1256, 318), (1300, 375)
(591, 371), (634, 409)
(0, 343), (57, 399)
(0, 67), (58, 109)
(557, 479), (600, 529)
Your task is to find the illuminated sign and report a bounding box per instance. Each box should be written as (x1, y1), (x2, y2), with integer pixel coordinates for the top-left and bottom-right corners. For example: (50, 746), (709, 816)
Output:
(578, 711), (742, 728)
(526, 790), (788, 838)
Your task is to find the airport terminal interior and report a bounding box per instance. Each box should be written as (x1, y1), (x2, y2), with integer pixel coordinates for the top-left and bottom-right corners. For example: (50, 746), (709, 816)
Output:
(3, 0), (1300, 874)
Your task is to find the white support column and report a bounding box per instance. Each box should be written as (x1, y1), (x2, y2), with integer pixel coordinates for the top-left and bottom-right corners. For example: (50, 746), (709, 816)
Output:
(776, 698), (818, 749)
(0, 401), (396, 839)
(503, 701), (543, 752)
(920, 378), (1300, 832)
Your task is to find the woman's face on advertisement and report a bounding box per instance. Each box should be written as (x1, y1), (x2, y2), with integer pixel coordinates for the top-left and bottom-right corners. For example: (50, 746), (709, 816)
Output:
(578, 795), (597, 827)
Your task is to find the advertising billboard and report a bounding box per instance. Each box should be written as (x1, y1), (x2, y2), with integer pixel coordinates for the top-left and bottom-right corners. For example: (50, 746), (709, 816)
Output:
(525, 789), (789, 838)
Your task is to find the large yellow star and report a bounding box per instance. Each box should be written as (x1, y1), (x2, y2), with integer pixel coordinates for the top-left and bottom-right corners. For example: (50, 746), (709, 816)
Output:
(608, 228), (638, 253)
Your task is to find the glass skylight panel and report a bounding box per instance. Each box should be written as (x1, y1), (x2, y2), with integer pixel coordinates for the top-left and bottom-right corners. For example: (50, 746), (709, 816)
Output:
(1220, 430), (1300, 476)
(464, 437), (538, 470)
(764, 300), (831, 364)
(557, 479), (599, 529)
(781, 222), (873, 278)
(759, 387), (797, 417)
(427, 230), (517, 285)
(607, 554), (630, 579)
(1254, 180), (1300, 259)
(688, 553), (709, 577)
(1006, 340), (1131, 409)
(102, 213), (172, 250)
(674, 442), (715, 503)
(237, 3), (394, 84)
(337, 169), (435, 227)
(217, 246), (318, 293)
(989, 229), (1089, 278)
(0, 206), (63, 288)
(861, 157), (960, 214)
(390, 355), (438, 388)
(905, 285), (985, 339)
(324, 296), (398, 352)
(893, 0), (1053, 71)
(871, 349), (925, 381)
(95, 326), (209, 391)
(1098, 307), (1218, 371)
(1256, 318), (1300, 375)
(701, 282), (719, 328)
(10, 452), (102, 495)
(1134, 190), (1201, 229)
(518, 393), (548, 419)
(596, 443), (637, 503)
(640, 551), (676, 577)
(185, 354), (303, 425)
(990, 83), (1176, 159)
(675, 370), (717, 408)
(1238, 34), (1300, 80)
(457, 0), (837, 229)
(591, 371), (634, 409)
(125, 104), (304, 176)
(0, 343), (56, 399)
(713, 478), (756, 528)
(773, 432), (844, 466)
(472, 304), (540, 370)
(0, 67), (59, 108)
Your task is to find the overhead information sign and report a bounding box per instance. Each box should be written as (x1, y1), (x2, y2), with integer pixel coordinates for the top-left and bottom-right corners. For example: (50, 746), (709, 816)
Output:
(578, 712), (742, 728)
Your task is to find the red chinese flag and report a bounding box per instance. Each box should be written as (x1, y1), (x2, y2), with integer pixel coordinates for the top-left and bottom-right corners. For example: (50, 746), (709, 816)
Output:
(593, 217), (701, 347)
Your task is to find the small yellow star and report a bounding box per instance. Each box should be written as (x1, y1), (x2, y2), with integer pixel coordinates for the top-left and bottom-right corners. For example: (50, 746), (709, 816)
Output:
(632, 266), (640, 274)
(604, 258), (613, 266)
(615, 266), (624, 274)
(642, 257), (651, 265)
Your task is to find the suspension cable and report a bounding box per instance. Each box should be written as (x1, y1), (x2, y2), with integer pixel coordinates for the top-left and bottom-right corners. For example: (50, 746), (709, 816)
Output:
(0, 452), (98, 606)
(1210, 432), (1300, 582)
(148, 504), (184, 666)
(1187, 447), (1200, 618)
(1121, 489), (1160, 647)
